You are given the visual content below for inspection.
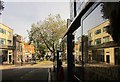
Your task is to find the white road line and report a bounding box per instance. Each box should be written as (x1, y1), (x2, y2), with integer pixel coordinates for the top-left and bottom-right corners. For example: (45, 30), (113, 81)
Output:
(48, 68), (51, 82)
(74, 75), (82, 82)
(20, 69), (37, 79)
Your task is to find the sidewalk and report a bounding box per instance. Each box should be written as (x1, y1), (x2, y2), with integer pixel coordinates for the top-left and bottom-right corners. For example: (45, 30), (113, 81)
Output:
(0, 62), (32, 70)
(50, 62), (82, 82)
(0, 61), (53, 70)
(51, 62), (67, 82)
(51, 67), (68, 82)
(51, 68), (57, 82)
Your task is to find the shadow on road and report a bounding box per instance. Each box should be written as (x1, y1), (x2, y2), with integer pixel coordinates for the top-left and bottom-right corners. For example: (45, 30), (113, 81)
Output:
(1, 67), (50, 82)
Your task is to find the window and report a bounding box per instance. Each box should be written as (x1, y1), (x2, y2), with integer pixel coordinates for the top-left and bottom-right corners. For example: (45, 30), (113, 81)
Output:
(0, 28), (2, 33)
(95, 29), (101, 35)
(0, 28), (6, 34)
(0, 38), (6, 45)
(7, 40), (12, 46)
(103, 25), (110, 32)
(8, 31), (12, 36)
(89, 33), (92, 37)
(3, 29), (6, 34)
(9, 52), (12, 54)
(103, 27), (107, 32)
(89, 40), (93, 46)
(95, 38), (101, 45)
(103, 36), (109, 43)
(26, 47), (28, 52)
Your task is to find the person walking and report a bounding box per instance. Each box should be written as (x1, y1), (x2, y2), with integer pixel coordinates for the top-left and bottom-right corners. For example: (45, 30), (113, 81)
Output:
(21, 59), (23, 66)
(57, 61), (64, 82)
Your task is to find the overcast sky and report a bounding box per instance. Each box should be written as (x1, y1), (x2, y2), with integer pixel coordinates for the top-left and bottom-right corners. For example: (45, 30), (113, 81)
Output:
(0, 1), (70, 41)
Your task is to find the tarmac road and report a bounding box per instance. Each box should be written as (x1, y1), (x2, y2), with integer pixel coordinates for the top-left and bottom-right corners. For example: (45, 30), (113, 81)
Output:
(1, 61), (53, 82)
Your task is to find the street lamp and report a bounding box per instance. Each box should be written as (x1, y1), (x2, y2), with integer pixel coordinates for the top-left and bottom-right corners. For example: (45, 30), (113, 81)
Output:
(34, 39), (38, 63)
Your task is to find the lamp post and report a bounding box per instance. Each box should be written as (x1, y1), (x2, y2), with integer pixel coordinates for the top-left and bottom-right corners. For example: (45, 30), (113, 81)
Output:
(34, 39), (38, 63)
(67, 33), (74, 82)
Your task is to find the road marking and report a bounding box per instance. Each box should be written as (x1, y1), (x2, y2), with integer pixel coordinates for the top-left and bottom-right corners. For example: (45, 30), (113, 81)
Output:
(20, 69), (36, 79)
(12, 68), (22, 71)
(48, 68), (51, 82)
(74, 75), (82, 82)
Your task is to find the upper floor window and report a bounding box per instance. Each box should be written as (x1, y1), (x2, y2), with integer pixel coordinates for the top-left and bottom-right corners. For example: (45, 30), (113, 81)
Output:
(103, 27), (107, 32)
(8, 31), (12, 36)
(103, 25), (110, 33)
(0, 28), (6, 34)
(7, 40), (12, 46)
(26, 47), (28, 52)
(103, 36), (109, 43)
(95, 38), (101, 45)
(95, 29), (101, 35)
(16, 42), (21, 50)
(0, 38), (6, 45)
(89, 33), (92, 37)
(89, 40), (93, 46)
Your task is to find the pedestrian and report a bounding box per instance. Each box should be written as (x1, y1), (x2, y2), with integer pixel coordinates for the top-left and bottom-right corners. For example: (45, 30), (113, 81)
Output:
(21, 59), (23, 66)
(12, 59), (14, 64)
(57, 61), (64, 82)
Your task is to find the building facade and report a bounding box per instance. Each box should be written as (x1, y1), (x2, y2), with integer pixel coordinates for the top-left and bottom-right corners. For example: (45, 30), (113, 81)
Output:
(70, 1), (120, 65)
(88, 20), (120, 65)
(0, 23), (14, 64)
(23, 42), (35, 62)
(67, 1), (120, 81)
(13, 34), (23, 64)
(77, 35), (90, 63)
(74, 42), (80, 61)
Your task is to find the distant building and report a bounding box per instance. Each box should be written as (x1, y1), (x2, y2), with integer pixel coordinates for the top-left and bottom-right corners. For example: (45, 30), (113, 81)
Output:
(23, 42), (35, 62)
(74, 42), (80, 61)
(0, 23), (14, 64)
(13, 34), (23, 64)
(88, 20), (120, 65)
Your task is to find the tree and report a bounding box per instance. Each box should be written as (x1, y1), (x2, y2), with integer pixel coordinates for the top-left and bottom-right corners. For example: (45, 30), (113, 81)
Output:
(28, 14), (67, 59)
(101, 2), (120, 44)
(0, 0), (4, 15)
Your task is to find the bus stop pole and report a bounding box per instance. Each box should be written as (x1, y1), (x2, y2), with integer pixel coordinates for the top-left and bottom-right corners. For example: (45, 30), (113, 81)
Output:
(57, 50), (60, 75)
(67, 33), (74, 82)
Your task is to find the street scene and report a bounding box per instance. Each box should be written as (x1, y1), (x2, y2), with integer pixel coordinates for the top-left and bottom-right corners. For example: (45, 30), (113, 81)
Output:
(0, 0), (120, 82)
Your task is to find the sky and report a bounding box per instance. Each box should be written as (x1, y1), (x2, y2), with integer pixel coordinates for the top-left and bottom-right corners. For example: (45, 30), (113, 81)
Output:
(0, 0), (70, 41)
(75, 4), (105, 41)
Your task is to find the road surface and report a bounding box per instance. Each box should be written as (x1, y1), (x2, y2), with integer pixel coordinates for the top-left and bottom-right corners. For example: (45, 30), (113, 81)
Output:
(1, 61), (53, 82)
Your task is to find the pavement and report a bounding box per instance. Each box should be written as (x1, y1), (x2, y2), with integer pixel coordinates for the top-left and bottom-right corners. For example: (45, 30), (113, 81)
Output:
(0, 60), (54, 70)
(51, 68), (57, 82)
(0, 62), (33, 70)
(0, 61), (82, 82)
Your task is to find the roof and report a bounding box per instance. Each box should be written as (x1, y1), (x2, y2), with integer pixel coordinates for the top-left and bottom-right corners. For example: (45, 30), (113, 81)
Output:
(0, 23), (13, 31)
(87, 20), (110, 32)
